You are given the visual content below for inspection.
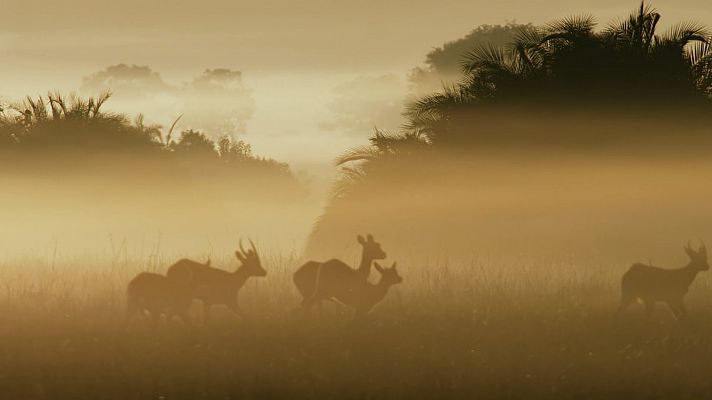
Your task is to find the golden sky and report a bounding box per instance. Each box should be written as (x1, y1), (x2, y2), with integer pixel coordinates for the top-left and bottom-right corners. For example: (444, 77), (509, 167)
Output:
(4, 1), (708, 73)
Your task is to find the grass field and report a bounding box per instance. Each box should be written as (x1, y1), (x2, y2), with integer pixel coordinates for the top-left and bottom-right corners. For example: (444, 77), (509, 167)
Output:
(1, 251), (712, 399)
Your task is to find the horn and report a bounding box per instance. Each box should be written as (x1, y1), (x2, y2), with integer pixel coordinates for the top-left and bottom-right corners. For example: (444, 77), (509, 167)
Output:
(249, 239), (258, 255)
(239, 238), (247, 256)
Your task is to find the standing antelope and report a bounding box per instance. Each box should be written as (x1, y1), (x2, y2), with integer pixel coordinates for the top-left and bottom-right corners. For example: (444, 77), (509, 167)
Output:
(617, 242), (709, 320)
(300, 261), (402, 317)
(293, 234), (386, 302)
(167, 240), (266, 321)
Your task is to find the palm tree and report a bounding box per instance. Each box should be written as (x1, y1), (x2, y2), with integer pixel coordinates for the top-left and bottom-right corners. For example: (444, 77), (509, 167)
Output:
(306, 2), (712, 260)
(323, 1), (712, 204)
(402, 2), (712, 145)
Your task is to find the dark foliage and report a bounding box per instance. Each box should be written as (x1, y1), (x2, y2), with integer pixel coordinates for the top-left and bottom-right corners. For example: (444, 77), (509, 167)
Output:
(0, 93), (297, 190)
(409, 22), (532, 96)
(306, 2), (712, 257)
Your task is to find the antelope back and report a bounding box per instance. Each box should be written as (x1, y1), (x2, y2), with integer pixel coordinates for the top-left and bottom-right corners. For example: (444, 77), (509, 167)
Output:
(166, 258), (212, 288)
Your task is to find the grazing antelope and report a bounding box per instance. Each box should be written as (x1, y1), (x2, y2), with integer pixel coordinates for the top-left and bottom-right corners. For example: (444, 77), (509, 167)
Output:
(168, 240), (266, 321)
(300, 261), (402, 317)
(293, 234), (386, 302)
(126, 272), (193, 326)
(617, 242), (709, 320)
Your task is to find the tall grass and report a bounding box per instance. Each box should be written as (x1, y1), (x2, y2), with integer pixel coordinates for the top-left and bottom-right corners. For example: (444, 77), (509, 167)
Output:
(1, 249), (711, 399)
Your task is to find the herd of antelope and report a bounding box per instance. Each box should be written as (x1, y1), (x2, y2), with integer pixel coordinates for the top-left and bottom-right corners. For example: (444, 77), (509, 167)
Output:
(127, 235), (709, 325)
(127, 234), (402, 325)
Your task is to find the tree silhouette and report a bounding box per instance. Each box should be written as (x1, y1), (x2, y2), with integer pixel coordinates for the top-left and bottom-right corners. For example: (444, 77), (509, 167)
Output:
(0, 93), (298, 188)
(405, 3), (712, 145)
(81, 64), (170, 99)
(306, 2), (712, 258)
(80, 65), (256, 137)
(409, 22), (533, 97)
(0, 92), (163, 151)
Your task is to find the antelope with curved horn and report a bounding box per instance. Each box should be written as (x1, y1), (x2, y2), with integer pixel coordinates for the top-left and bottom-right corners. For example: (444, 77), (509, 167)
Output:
(167, 239), (266, 321)
(617, 241), (709, 320)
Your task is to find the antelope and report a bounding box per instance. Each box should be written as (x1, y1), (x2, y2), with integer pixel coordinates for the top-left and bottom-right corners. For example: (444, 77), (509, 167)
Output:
(126, 271), (193, 326)
(293, 234), (386, 302)
(300, 261), (402, 317)
(167, 240), (266, 321)
(617, 241), (709, 320)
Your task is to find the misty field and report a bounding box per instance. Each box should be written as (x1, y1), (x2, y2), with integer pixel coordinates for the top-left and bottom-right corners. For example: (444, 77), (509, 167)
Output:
(2, 250), (712, 399)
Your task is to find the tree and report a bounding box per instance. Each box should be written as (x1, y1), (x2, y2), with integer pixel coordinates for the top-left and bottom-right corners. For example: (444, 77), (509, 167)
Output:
(81, 64), (170, 99)
(305, 2), (712, 257)
(320, 74), (407, 135)
(169, 130), (217, 158)
(80, 66), (256, 137)
(404, 2), (712, 145)
(409, 22), (532, 97)
(182, 69), (256, 136)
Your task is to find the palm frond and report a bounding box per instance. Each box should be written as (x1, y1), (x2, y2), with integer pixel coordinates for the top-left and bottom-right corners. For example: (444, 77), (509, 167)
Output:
(689, 40), (712, 65)
(335, 145), (382, 166)
(659, 22), (709, 46)
(462, 44), (512, 74)
(165, 114), (183, 145)
(604, 2), (660, 49)
(544, 15), (596, 36)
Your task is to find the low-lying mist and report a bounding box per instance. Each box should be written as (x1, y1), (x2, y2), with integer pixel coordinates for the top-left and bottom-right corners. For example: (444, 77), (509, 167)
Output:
(0, 156), (316, 258)
(308, 142), (712, 268)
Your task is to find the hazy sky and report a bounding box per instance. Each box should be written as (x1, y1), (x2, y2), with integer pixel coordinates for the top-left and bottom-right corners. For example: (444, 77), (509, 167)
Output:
(1, 0), (710, 169)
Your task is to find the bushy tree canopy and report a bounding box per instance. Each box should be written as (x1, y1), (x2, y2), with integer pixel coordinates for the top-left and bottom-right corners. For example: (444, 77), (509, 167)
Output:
(409, 22), (532, 96)
(0, 93), (292, 179)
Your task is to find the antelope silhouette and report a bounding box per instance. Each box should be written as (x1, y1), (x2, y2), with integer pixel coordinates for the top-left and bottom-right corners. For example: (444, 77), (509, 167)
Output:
(617, 241), (709, 320)
(299, 261), (402, 317)
(167, 240), (266, 321)
(126, 270), (194, 326)
(293, 234), (386, 303)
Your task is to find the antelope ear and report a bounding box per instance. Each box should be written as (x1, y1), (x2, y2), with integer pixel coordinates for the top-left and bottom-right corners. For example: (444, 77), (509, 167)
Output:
(235, 251), (246, 263)
(685, 247), (697, 259)
(205, 258), (211, 266)
(357, 235), (366, 245)
(374, 262), (385, 273)
(367, 234), (374, 242)
(391, 262), (397, 270)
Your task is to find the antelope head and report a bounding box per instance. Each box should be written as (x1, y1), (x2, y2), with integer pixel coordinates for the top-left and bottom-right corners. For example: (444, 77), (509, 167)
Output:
(357, 233), (387, 260)
(374, 262), (402, 286)
(684, 240), (709, 271)
(235, 239), (267, 277)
